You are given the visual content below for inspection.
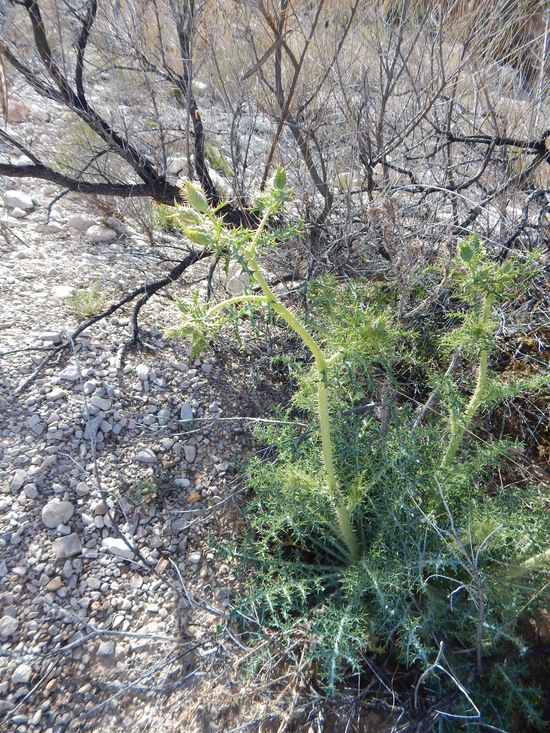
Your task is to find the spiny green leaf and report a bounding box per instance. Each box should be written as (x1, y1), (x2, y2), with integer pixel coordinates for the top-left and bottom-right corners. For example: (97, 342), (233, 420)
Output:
(460, 240), (474, 263)
(176, 207), (202, 226)
(273, 166), (286, 191)
(185, 228), (213, 246)
(184, 180), (209, 213)
(190, 328), (208, 357)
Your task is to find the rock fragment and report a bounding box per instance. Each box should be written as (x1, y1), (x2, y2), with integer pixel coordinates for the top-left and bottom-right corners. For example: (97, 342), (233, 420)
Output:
(135, 448), (157, 464)
(184, 444), (196, 463)
(67, 215), (94, 231)
(157, 408), (170, 425)
(90, 395), (112, 411)
(0, 615), (19, 638)
(5, 190), (34, 211)
(86, 225), (117, 243)
(10, 469), (27, 492)
(46, 387), (65, 401)
(136, 364), (150, 380)
(59, 365), (79, 381)
(39, 331), (62, 343)
(42, 500), (75, 528)
(180, 402), (193, 422)
(53, 533), (82, 560)
(46, 577), (63, 592)
(12, 664), (32, 684)
(102, 537), (135, 560)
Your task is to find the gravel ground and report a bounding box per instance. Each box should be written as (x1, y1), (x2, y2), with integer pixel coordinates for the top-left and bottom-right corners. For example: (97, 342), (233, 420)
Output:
(0, 107), (287, 730)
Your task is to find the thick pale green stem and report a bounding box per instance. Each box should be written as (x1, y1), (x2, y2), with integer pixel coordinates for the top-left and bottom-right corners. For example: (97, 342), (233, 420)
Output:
(441, 294), (494, 469)
(207, 295), (267, 317)
(237, 228), (359, 561)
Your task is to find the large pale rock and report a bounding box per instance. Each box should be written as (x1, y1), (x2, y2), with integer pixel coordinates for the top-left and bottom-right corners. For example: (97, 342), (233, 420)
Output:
(53, 533), (82, 560)
(67, 215), (95, 231)
(102, 537), (135, 560)
(39, 331), (62, 343)
(4, 190), (34, 211)
(12, 664), (32, 684)
(86, 225), (117, 243)
(9, 469), (26, 492)
(46, 387), (65, 401)
(90, 395), (112, 411)
(42, 500), (75, 528)
(0, 615), (19, 638)
(59, 365), (79, 381)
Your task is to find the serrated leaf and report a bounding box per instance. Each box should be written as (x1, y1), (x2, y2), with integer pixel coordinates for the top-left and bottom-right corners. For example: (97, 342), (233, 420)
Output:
(176, 207), (202, 226)
(184, 180), (209, 213)
(185, 228), (213, 246)
(190, 328), (208, 357)
(274, 166), (286, 191)
(460, 241), (473, 263)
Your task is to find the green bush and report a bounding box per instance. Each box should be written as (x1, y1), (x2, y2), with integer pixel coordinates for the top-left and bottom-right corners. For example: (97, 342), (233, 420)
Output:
(151, 202), (182, 233)
(172, 175), (550, 729)
(67, 279), (107, 319)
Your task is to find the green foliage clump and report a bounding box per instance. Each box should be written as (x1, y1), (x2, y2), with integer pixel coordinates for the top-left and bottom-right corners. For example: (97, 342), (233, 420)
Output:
(241, 312), (549, 727)
(67, 279), (107, 319)
(151, 202), (182, 233)
(204, 141), (233, 178)
(126, 475), (168, 506)
(171, 176), (549, 729)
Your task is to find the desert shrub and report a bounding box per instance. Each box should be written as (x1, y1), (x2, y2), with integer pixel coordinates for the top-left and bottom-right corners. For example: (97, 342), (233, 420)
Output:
(67, 280), (107, 319)
(173, 175), (550, 729)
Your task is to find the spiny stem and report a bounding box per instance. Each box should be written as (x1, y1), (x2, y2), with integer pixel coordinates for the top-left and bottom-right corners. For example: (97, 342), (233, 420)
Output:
(244, 236), (359, 560)
(207, 294), (268, 317)
(441, 293), (494, 468)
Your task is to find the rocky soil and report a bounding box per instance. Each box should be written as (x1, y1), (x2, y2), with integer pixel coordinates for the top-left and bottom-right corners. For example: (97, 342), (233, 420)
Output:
(0, 100), (293, 733)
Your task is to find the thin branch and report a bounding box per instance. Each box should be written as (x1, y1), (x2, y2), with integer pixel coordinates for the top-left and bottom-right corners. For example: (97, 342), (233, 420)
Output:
(74, 0), (98, 104)
(128, 246), (210, 343)
(439, 128), (550, 153)
(0, 128), (43, 164)
(0, 161), (175, 200)
(10, 248), (209, 395)
(0, 40), (64, 103)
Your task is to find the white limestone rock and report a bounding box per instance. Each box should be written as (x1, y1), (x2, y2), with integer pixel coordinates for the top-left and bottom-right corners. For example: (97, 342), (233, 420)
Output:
(5, 190), (34, 211)
(53, 533), (82, 560)
(42, 500), (75, 529)
(101, 537), (135, 560)
(12, 663), (32, 684)
(86, 225), (117, 243)
(67, 215), (94, 231)
(0, 615), (19, 638)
